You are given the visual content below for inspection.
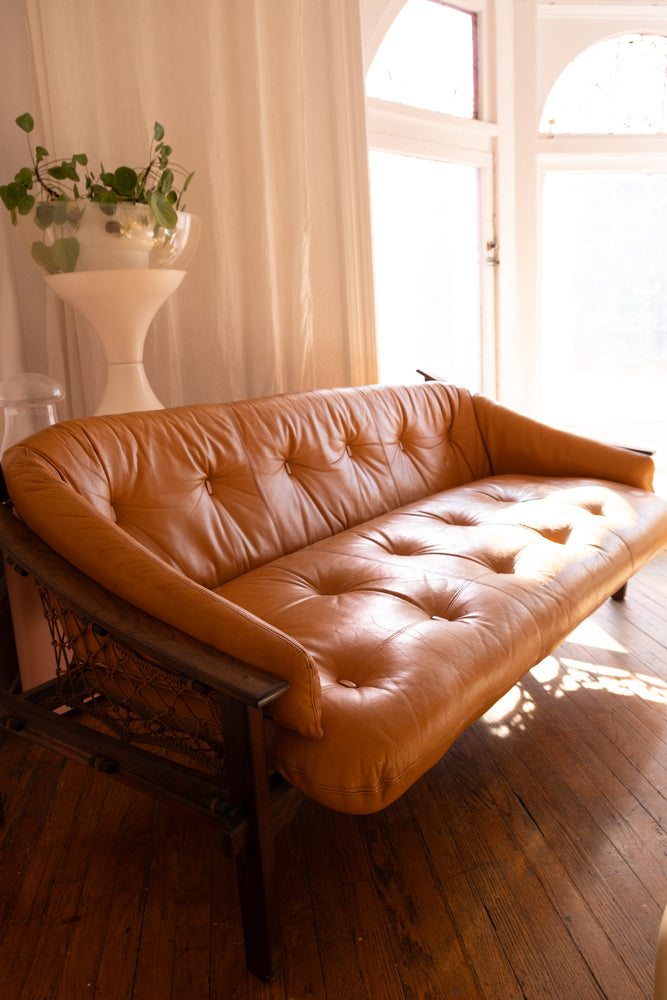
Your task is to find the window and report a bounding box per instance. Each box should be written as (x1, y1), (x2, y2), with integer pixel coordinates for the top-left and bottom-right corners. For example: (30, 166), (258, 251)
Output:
(366, 0), (477, 118)
(369, 151), (481, 387)
(540, 34), (667, 135)
(539, 33), (667, 433)
(366, 1), (495, 392)
(541, 171), (667, 426)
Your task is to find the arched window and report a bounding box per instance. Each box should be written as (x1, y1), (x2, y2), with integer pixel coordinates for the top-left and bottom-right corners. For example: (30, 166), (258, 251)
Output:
(540, 34), (667, 135)
(366, 0), (477, 118)
(539, 32), (667, 433)
(365, 1), (496, 393)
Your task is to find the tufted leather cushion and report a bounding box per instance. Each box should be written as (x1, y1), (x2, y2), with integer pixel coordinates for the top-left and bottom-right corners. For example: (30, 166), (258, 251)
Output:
(3, 381), (667, 761)
(218, 474), (667, 811)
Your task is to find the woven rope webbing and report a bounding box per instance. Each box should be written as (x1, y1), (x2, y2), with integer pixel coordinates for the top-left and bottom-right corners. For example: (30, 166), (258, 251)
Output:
(38, 586), (226, 774)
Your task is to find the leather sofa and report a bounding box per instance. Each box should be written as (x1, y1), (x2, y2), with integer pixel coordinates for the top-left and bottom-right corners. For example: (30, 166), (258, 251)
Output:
(1, 380), (667, 980)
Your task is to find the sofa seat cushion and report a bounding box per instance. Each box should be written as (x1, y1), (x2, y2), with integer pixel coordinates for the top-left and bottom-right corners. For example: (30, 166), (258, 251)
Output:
(216, 474), (667, 813)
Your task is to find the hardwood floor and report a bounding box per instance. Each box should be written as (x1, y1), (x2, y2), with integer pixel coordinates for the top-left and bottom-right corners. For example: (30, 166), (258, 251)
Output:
(0, 550), (665, 1000)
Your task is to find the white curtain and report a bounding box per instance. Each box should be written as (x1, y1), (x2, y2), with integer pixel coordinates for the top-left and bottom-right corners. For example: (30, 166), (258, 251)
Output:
(0, 0), (377, 418)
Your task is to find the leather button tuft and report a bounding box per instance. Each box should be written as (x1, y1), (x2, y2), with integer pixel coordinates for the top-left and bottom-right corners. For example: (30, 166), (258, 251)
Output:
(205, 479), (214, 495)
(285, 460), (293, 475)
(539, 525), (571, 544)
(338, 678), (357, 688)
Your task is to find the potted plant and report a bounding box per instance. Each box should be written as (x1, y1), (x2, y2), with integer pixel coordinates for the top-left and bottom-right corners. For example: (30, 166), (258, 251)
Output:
(0, 114), (196, 273)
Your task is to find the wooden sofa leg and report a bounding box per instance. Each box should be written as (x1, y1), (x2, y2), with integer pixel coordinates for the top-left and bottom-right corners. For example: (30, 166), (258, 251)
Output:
(218, 697), (283, 981)
(612, 582), (628, 601)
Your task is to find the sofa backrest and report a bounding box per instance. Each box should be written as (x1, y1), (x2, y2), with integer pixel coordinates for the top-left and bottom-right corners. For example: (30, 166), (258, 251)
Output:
(3, 382), (492, 590)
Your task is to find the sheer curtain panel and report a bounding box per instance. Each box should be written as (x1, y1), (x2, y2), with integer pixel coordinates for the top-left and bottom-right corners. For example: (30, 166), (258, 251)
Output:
(0, 0), (376, 417)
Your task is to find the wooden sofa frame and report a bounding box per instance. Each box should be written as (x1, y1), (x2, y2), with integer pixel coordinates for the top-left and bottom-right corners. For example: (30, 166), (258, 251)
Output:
(0, 495), (299, 982)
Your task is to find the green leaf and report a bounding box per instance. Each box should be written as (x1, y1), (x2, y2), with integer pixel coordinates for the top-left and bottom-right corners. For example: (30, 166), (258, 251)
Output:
(97, 190), (119, 215)
(5, 181), (27, 207)
(153, 122), (165, 142)
(150, 190), (178, 229)
(15, 167), (33, 186)
(31, 241), (55, 272)
(31, 234), (80, 273)
(51, 236), (80, 272)
(35, 145), (49, 162)
(73, 153), (88, 166)
(15, 113), (34, 134)
(182, 170), (195, 193)
(52, 201), (69, 226)
(113, 165), (138, 196)
(34, 203), (55, 229)
(47, 164), (67, 180)
(158, 168), (174, 194)
(61, 161), (80, 182)
(66, 202), (85, 224)
(17, 193), (34, 215)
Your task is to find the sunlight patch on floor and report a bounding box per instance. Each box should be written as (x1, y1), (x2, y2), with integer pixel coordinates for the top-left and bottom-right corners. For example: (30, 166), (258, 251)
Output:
(567, 618), (628, 653)
(482, 683), (537, 738)
(482, 646), (667, 738)
(558, 657), (667, 704)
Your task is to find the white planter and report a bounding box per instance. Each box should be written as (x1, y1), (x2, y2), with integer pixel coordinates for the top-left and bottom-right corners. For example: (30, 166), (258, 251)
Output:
(15, 200), (199, 274)
(71, 202), (156, 270)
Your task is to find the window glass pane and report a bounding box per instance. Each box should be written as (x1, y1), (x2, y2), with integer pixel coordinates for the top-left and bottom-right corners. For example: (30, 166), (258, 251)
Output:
(369, 150), (481, 388)
(541, 172), (667, 426)
(540, 34), (667, 135)
(366, 0), (476, 118)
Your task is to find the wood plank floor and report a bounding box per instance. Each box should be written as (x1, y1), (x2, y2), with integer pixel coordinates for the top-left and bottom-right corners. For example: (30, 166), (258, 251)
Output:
(0, 550), (665, 1000)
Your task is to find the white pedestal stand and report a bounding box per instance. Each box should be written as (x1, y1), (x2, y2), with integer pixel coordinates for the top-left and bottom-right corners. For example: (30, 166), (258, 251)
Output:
(45, 269), (186, 415)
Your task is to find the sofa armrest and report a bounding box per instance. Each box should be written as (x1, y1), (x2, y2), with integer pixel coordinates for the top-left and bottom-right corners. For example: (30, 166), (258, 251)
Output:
(0, 498), (298, 981)
(471, 393), (657, 492)
(0, 501), (288, 709)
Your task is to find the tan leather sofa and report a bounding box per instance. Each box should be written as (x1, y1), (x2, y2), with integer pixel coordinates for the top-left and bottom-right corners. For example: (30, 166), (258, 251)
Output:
(2, 380), (667, 980)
